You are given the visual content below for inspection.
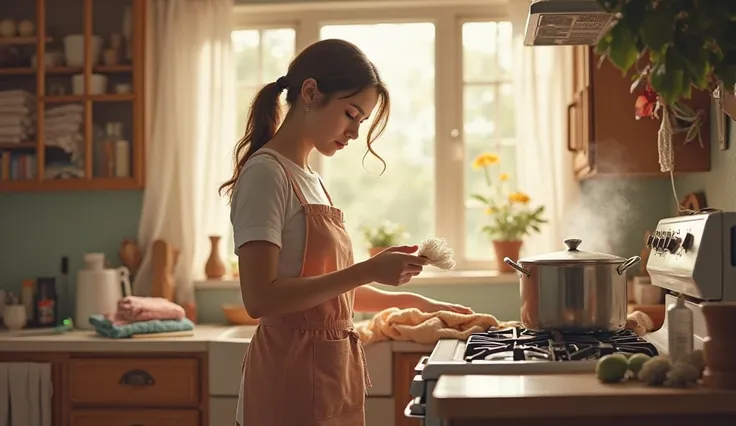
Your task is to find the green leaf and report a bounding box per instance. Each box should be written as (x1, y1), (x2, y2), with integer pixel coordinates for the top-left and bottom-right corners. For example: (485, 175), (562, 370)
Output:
(639, 9), (675, 53)
(650, 50), (687, 106)
(470, 194), (489, 204)
(607, 21), (640, 72)
(596, 33), (612, 55)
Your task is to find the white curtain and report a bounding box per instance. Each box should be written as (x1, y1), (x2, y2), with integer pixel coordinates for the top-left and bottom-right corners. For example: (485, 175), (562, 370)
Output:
(509, 1), (581, 255)
(133, 0), (235, 303)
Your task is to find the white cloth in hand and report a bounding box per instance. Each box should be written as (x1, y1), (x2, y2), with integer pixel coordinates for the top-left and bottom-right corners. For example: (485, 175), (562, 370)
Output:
(418, 237), (456, 270)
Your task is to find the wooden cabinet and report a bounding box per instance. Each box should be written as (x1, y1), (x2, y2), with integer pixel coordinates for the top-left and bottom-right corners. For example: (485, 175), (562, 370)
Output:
(0, 352), (209, 426)
(393, 352), (428, 426)
(567, 47), (711, 179)
(0, 0), (146, 192)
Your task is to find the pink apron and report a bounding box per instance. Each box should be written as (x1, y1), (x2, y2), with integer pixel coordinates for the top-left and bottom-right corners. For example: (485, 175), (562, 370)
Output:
(238, 151), (371, 426)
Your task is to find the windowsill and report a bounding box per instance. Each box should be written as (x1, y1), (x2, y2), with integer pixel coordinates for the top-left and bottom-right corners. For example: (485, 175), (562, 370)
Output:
(193, 269), (518, 290)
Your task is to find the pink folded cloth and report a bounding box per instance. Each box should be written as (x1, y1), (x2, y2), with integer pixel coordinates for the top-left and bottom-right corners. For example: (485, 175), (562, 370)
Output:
(106, 296), (185, 324)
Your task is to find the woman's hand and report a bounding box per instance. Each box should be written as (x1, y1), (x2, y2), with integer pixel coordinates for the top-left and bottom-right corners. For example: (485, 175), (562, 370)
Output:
(362, 245), (429, 286)
(417, 297), (474, 315)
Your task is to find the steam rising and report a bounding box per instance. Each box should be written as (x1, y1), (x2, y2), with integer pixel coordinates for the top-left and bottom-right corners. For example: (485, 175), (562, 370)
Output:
(564, 180), (633, 255)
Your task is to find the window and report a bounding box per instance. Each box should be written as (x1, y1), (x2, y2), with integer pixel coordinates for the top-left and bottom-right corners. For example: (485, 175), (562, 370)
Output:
(232, 28), (296, 137)
(231, 2), (516, 270)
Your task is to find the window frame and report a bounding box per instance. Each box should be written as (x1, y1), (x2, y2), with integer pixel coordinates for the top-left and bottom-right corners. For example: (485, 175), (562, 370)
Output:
(231, 0), (513, 271)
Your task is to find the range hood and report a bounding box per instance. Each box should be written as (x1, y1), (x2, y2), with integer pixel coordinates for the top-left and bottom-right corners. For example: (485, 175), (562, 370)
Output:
(523, 0), (618, 46)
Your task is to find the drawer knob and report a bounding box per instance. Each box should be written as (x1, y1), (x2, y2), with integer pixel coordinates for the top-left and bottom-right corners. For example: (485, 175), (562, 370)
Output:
(119, 369), (155, 386)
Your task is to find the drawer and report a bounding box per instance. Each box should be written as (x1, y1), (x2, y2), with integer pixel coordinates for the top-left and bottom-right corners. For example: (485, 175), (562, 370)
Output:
(71, 408), (200, 426)
(69, 358), (200, 406)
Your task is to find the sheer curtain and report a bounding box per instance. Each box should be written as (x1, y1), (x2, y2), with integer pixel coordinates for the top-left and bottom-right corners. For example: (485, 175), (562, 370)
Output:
(509, 1), (581, 256)
(133, 0), (235, 304)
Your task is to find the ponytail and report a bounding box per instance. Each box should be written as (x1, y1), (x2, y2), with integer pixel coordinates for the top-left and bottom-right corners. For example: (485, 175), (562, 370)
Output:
(219, 81), (283, 200)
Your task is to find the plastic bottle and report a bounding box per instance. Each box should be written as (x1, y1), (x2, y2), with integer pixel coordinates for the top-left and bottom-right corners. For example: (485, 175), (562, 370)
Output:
(667, 293), (694, 363)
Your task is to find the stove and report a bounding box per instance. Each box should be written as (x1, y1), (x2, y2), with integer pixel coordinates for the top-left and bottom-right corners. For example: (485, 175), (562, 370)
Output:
(463, 326), (658, 362)
(405, 211), (736, 426)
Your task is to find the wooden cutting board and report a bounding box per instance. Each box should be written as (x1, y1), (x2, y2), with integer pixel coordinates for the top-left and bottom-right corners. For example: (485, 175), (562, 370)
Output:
(130, 330), (195, 339)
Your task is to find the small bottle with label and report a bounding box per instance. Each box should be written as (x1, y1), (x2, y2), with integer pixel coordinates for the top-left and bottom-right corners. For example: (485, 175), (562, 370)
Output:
(34, 277), (58, 327)
(667, 293), (694, 363)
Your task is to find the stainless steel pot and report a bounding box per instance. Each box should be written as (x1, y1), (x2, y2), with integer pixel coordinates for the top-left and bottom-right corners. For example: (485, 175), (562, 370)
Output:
(504, 238), (640, 333)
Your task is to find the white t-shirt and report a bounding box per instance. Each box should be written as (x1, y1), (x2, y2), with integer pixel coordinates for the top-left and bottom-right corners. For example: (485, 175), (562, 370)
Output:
(230, 148), (331, 277)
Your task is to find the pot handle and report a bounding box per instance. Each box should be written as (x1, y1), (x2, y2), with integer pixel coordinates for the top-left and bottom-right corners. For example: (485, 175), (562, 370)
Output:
(616, 256), (641, 275)
(503, 257), (531, 278)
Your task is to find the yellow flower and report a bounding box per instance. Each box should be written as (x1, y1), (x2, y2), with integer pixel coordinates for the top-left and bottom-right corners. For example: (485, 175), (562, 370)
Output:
(499, 173), (509, 181)
(471, 152), (499, 170)
(485, 207), (495, 215)
(509, 191), (531, 204)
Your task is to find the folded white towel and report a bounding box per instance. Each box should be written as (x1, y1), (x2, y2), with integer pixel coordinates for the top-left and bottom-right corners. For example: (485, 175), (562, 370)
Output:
(0, 90), (34, 100)
(45, 122), (80, 135)
(0, 116), (33, 127)
(45, 114), (83, 127)
(0, 106), (33, 115)
(0, 136), (24, 144)
(45, 104), (83, 118)
(0, 126), (30, 139)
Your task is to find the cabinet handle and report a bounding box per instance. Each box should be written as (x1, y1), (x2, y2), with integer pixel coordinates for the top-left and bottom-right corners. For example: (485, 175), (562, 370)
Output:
(119, 369), (155, 386)
(567, 101), (576, 152)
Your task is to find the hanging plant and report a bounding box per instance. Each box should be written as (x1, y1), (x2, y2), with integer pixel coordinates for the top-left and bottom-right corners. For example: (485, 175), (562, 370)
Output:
(594, 0), (736, 167)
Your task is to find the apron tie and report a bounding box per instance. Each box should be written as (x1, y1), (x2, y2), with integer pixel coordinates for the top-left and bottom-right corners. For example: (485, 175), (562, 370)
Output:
(349, 329), (372, 390)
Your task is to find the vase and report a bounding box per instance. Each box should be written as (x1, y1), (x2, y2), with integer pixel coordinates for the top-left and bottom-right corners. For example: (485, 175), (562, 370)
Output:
(369, 246), (387, 257)
(205, 235), (226, 279)
(701, 302), (736, 389)
(493, 240), (523, 273)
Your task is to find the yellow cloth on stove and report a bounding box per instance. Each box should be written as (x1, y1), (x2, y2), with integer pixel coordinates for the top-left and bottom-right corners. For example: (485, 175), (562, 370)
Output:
(355, 307), (657, 346)
(355, 307), (519, 346)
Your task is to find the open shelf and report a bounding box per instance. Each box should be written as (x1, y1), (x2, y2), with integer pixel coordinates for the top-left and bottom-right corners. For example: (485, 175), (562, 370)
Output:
(0, 0), (146, 192)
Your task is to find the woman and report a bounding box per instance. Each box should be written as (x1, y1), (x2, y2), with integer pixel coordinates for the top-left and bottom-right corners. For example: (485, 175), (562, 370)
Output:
(220, 39), (473, 426)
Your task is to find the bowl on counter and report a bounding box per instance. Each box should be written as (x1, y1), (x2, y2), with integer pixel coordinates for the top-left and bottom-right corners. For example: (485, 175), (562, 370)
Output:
(222, 304), (258, 326)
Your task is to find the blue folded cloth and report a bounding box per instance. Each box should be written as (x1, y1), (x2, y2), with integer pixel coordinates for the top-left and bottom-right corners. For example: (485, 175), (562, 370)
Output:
(89, 315), (195, 338)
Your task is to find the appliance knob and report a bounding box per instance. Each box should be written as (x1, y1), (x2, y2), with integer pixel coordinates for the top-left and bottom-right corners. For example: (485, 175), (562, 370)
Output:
(666, 237), (680, 252)
(682, 233), (695, 250)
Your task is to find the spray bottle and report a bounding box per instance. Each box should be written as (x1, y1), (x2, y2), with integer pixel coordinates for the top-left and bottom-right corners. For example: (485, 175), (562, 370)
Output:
(667, 293), (694, 362)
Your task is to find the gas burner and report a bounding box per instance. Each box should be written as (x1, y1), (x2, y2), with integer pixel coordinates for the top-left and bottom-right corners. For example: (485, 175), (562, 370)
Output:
(463, 326), (658, 362)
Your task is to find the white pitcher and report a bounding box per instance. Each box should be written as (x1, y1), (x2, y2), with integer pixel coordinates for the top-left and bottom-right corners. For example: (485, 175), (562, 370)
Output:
(75, 253), (132, 330)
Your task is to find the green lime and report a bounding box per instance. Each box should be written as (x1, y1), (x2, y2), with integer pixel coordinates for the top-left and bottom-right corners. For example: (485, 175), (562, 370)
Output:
(627, 353), (651, 376)
(596, 354), (629, 383)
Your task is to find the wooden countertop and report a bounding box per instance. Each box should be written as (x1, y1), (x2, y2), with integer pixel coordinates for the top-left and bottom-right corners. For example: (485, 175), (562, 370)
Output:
(433, 373), (736, 420)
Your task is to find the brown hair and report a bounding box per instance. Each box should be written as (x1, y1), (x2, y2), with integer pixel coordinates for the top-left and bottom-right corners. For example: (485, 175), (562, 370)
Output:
(219, 38), (391, 200)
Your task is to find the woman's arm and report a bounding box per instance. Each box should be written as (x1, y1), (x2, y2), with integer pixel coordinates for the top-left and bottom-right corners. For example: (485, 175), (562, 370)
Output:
(353, 284), (475, 314)
(353, 284), (427, 312)
(239, 241), (374, 318)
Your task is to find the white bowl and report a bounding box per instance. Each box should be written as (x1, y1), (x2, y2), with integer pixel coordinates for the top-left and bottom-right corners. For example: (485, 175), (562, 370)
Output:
(63, 34), (103, 67)
(72, 74), (108, 95)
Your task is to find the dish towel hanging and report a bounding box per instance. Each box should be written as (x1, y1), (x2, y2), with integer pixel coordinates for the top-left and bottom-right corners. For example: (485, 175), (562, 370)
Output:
(1, 362), (52, 426)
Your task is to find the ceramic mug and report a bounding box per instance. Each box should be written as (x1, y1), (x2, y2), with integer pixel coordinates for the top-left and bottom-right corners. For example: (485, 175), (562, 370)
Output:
(3, 305), (27, 330)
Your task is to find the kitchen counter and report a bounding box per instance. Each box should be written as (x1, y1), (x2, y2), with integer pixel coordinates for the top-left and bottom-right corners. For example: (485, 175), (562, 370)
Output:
(433, 374), (736, 425)
(0, 323), (433, 354)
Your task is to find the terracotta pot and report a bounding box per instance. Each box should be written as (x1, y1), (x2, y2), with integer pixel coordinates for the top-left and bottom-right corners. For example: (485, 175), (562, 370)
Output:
(205, 235), (226, 279)
(369, 246), (388, 257)
(493, 240), (523, 273)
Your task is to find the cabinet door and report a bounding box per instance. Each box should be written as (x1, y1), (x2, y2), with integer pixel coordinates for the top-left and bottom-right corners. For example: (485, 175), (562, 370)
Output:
(393, 352), (427, 426)
(590, 51), (711, 176)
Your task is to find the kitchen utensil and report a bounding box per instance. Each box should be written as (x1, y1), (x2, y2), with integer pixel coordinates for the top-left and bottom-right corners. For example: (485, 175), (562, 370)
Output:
(3, 318), (74, 337)
(222, 304), (258, 325)
(504, 238), (640, 333)
(75, 253), (131, 330)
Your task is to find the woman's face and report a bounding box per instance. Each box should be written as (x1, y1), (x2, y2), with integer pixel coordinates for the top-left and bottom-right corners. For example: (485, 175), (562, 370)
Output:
(304, 86), (379, 157)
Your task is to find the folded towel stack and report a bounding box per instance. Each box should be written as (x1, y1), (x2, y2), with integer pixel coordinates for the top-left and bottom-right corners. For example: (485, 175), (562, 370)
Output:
(0, 90), (37, 145)
(90, 296), (194, 339)
(44, 104), (84, 155)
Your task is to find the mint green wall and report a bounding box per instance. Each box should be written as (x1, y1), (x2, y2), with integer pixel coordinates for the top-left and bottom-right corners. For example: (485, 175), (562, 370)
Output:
(0, 191), (142, 299)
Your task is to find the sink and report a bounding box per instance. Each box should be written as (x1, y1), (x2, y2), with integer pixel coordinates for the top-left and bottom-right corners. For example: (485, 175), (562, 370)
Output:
(209, 325), (258, 396)
(216, 325), (258, 341)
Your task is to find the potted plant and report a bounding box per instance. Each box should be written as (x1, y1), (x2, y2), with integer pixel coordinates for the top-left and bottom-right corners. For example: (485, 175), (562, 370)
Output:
(594, 0), (736, 168)
(362, 220), (409, 257)
(470, 152), (546, 273)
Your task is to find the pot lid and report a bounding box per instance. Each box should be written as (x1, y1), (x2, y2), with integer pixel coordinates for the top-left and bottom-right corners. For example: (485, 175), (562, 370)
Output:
(518, 238), (625, 264)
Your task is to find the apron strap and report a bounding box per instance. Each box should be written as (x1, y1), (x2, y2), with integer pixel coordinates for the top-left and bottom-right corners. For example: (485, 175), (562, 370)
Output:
(249, 151), (309, 206)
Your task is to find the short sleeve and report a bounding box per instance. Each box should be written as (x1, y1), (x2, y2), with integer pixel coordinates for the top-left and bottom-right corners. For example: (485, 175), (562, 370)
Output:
(230, 156), (290, 254)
